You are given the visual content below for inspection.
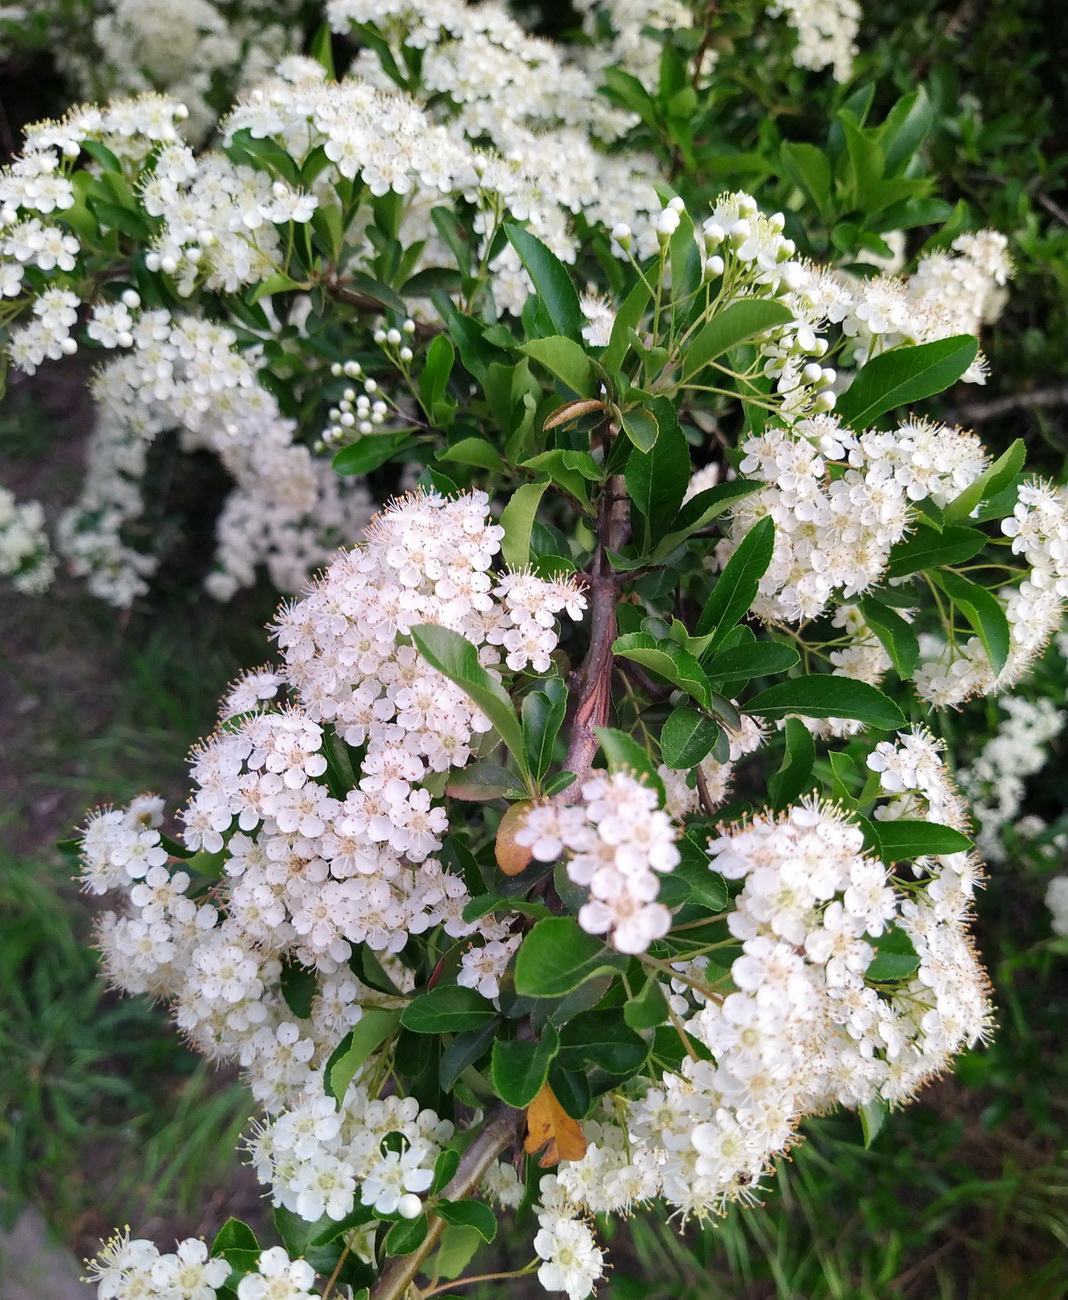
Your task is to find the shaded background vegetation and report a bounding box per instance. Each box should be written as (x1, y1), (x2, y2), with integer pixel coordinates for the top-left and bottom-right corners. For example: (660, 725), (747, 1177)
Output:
(3, 0), (1068, 1295)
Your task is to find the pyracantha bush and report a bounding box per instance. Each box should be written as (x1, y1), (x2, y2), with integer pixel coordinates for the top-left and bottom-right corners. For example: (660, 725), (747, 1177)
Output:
(1, 2), (1062, 1299)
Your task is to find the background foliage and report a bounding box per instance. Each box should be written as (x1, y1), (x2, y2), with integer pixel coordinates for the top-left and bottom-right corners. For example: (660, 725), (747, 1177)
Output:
(3, 1), (1068, 1297)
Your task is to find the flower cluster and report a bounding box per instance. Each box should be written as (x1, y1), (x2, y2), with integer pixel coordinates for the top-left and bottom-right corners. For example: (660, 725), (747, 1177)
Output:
(0, 485), (56, 594)
(768, 0), (862, 81)
(80, 490), (584, 1110)
(958, 696), (1066, 861)
(538, 735), (990, 1239)
(249, 1072), (452, 1223)
(718, 414), (988, 622)
(915, 478), (1068, 706)
(53, 0), (299, 142)
(85, 1231), (317, 1300)
(515, 770), (681, 954)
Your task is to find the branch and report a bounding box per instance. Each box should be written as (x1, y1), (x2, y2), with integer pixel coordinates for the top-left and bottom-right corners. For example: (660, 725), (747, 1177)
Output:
(945, 385), (1068, 425)
(560, 475), (630, 803)
(369, 1106), (524, 1300)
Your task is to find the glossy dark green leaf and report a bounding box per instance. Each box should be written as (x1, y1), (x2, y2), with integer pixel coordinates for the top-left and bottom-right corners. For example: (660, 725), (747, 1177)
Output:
(594, 726), (667, 802)
(326, 1007), (403, 1102)
(504, 223), (583, 339)
(696, 516), (775, 643)
(768, 717), (817, 810)
(410, 624), (527, 775)
(883, 522), (986, 579)
(836, 335), (979, 426)
(437, 1200), (498, 1244)
(401, 986), (498, 1034)
(612, 632), (713, 709)
(746, 675), (905, 729)
(872, 819), (972, 861)
(928, 569), (1010, 675)
(514, 918), (627, 997)
(660, 706), (721, 768)
(682, 300), (795, 379)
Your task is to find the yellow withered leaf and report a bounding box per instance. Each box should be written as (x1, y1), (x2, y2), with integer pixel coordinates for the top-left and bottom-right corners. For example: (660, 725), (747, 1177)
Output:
(524, 1081), (588, 1168)
(495, 800), (535, 877)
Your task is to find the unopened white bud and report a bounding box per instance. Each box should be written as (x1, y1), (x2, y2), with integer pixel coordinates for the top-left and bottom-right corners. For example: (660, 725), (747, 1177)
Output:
(160, 255), (178, 275)
(399, 346), (413, 361)
(803, 362), (823, 384)
(184, 246), (201, 264)
(656, 208), (681, 240)
(402, 318), (416, 334)
(738, 194), (758, 217)
(340, 412), (355, 428)
(121, 289), (141, 309)
(60, 337), (77, 355)
(820, 367), (837, 386)
(364, 378), (378, 393)
(62, 141), (80, 158)
(779, 263), (804, 292)
(386, 328), (401, 345)
(117, 331), (133, 348)
(814, 389), (836, 412)
(729, 219), (751, 246)
(145, 253), (161, 272)
(668, 195), (685, 213)
(330, 362), (343, 377)
(611, 222), (632, 250)
(373, 328), (387, 344)
(359, 420), (373, 434)
(343, 360), (362, 378)
(704, 255), (725, 277)
(702, 221), (724, 250)
(397, 1195), (422, 1220)
(769, 211), (786, 232)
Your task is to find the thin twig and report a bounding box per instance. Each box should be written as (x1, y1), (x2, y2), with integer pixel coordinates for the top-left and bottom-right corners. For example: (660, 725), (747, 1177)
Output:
(945, 385), (1068, 425)
(369, 1107), (525, 1300)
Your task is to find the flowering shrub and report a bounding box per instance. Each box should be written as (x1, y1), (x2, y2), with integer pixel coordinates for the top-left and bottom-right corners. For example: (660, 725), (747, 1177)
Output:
(1, 1), (1065, 1297)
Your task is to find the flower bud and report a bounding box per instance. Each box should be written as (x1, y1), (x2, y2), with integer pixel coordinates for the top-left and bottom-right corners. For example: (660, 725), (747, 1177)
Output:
(611, 222), (632, 250)
(397, 1195), (423, 1220)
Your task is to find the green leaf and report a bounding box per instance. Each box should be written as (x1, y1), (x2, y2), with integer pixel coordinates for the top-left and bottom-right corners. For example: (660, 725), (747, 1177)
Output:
(866, 926), (920, 982)
(437, 1200), (498, 1244)
(872, 819), (973, 861)
(250, 272), (306, 303)
(410, 624), (527, 776)
(603, 279), (652, 373)
(438, 1020), (499, 1091)
(439, 437), (506, 472)
(385, 1215), (428, 1257)
(779, 141), (832, 215)
(419, 335), (455, 420)
(504, 223), (582, 339)
(558, 1009), (648, 1076)
(746, 676), (905, 729)
(522, 677), (567, 785)
(768, 717), (816, 810)
(682, 300), (794, 379)
(514, 918), (627, 997)
(857, 598), (920, 679)
(943, 438), (1026, 523)
(673, 836), (730, 911)
(603, 481), (764, 571)
(500, 481), (548, 569)
(490, 1030), (559, 1107)
(444, 762), (517, 801)
(520, 336), (596, 397)
(660, 706), (721, 768)
(619, 408), (659, 453)
(928, 569), (1010, 675)
(696, 515), (775, 642)
(431, 1149), (461, 1196)
(432, 1224), (483, 1281)
(612, 632), (713, 710)
(836, 336), (979, 426)
(344, 271), (408, 316)
(623, 978), (670, 1031)
(280, 960), (316, 1019)
(212, 1219), (258, 1256)
(883, 522), (986, 579)
(326, 1008), (403, 1101)
(332, 433), (413, 476)
(594, 726), (666, 803)
(625, 398), (690, 547)
(859, 1098), (889, 1148)
(401, 986), (499, 1034)
(462, 894), (551, 924)
(704, 640), (799, 685)
(309, 21), (336, 78)
(521, 450), (596, 511)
